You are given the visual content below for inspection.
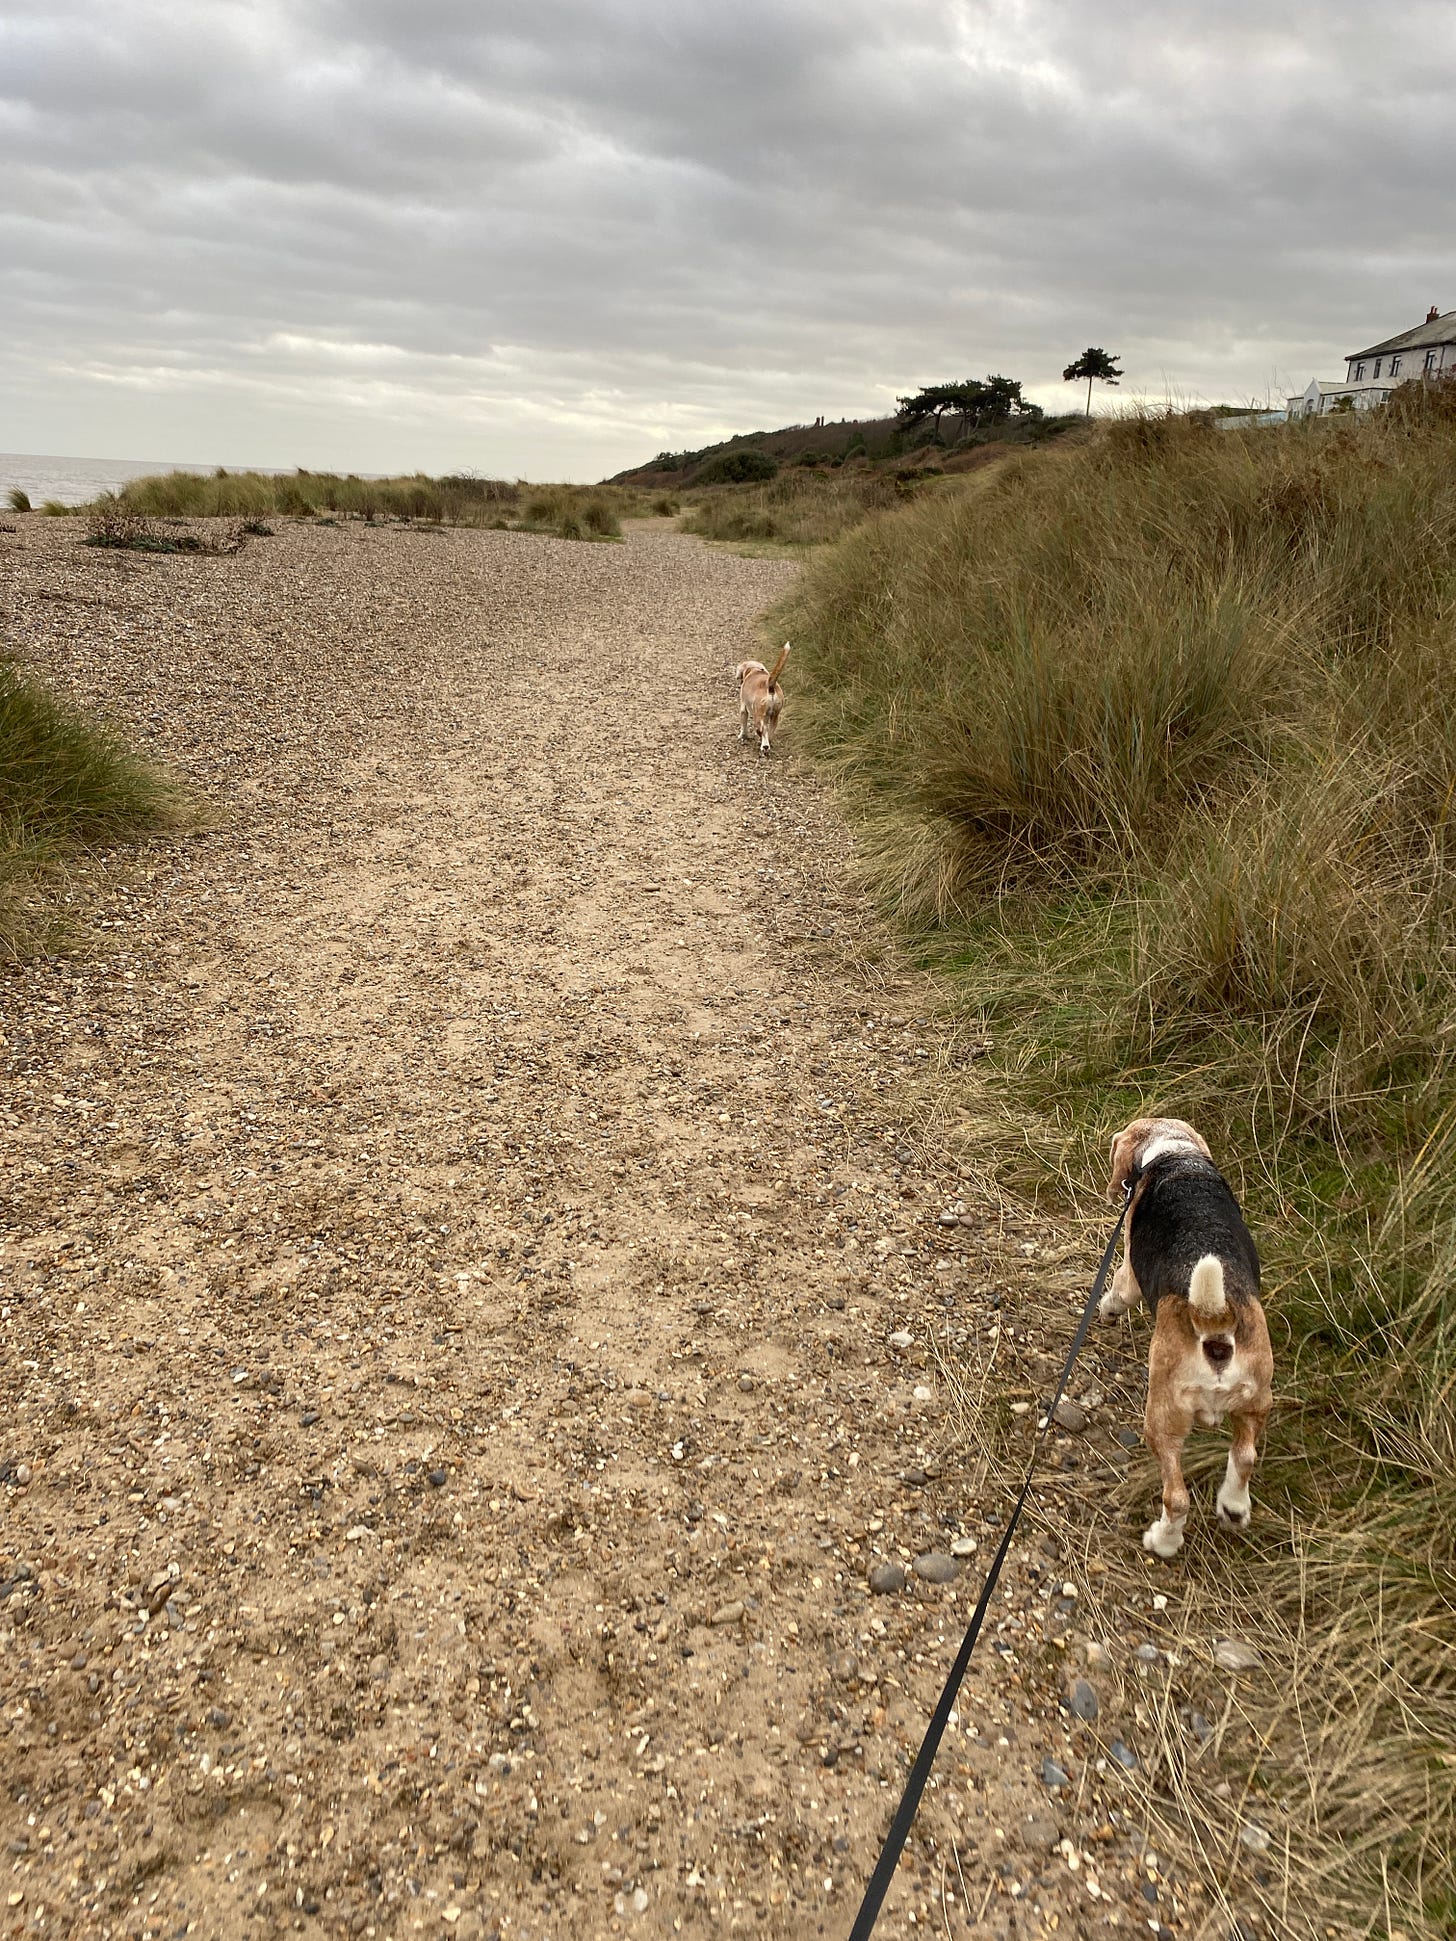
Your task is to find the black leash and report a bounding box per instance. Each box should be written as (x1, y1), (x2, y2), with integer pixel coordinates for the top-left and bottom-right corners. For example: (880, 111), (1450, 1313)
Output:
(847, 1191), (1132, 1941)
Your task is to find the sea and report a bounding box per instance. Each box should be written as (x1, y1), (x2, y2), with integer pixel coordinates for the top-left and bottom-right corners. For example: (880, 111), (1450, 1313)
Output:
(0, 451), (266, 508)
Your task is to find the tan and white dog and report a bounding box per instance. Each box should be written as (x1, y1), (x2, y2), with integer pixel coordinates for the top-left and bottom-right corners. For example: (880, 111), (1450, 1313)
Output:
(1103, 1117), (1274, 1558)
(735, 643), (790, 756)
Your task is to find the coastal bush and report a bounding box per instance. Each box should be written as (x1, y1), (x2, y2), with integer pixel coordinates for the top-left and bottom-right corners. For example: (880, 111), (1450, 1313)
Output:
(38, 500), (70, 516)
(691, 448), (778, 485)
(778, 407), (1456, 1935)
(6, 488), (31, 512)
(0, 658), (184, 956)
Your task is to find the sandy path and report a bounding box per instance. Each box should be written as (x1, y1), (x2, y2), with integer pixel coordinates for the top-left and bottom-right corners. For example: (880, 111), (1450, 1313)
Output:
(1, 519), (1145, 1941)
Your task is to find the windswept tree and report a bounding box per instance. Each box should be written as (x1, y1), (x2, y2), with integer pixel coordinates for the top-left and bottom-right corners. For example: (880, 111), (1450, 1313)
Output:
(897, 376), (1041, 441)
(1063, 347), (1123, 416)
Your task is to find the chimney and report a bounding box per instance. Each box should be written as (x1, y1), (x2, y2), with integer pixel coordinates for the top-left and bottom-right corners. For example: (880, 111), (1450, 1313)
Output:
(1428, 305), (1441, 323)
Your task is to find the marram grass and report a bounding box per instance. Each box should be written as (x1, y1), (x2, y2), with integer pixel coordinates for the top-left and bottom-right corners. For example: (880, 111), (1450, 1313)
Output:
(779, 388), (1456, 1937)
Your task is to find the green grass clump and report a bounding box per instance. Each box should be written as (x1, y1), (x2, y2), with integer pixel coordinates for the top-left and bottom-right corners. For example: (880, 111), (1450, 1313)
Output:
(6, 487), (31, 512)
(779, 390), (1456, 1935)
(682, 468), (908, 547)
(516, 486), (622, 540)
(0, 660), (186, 956)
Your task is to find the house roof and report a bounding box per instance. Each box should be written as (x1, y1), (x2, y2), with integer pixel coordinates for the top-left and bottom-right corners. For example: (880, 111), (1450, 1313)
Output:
(1347, 311), (1456, 359)
(1297, 378), (1394, 396)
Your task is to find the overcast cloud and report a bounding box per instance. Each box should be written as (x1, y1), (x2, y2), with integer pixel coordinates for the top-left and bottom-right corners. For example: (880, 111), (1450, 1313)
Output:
(3, 0), (1454, 478)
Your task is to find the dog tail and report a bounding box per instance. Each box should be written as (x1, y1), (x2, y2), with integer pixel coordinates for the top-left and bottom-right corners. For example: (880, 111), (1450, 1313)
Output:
(767, 641), (790, 687)
(1188, 1254), (1231, 1322)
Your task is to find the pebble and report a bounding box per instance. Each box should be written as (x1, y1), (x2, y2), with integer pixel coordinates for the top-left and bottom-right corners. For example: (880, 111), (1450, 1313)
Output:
(829, 1652), (859, 1684)
(710, 1600), (745, 1626)
(887, 1330), (914, 1351)
(1108, 1739), (1139, 1771)
(1041, 1757), (1071, 1788)
(950, 1536), (978, 1557)
(911, 1552), (958, 1584)
(207, 1706), (231, 1729)
(1084, 1641), (1112, 1669)
(1051, 1399), (1087, 1432)
(1066, 1679), (1099, 1722)
(1186, 1710), (1212, 1743)
(936, 1212), (959, 1227)
(1239, 1822), (1271, 1855)
(300, 1409), (321, 1426)
(427, 1467), (447, 1487)
(1213, 1638), (1264, 1672)
(899, 1467), (929, 1487)
(1021, 1816), (1061, 1851)
(1115, 1427), (1141, 1448)
(1134, 1642), (1163, 1666)
(869, 1562), (906, 1594)
(13, 1464), (31, 1488)
(737, 1374), (754, 1393)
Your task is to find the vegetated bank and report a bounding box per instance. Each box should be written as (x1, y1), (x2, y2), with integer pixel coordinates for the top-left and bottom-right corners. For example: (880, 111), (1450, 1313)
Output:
(776, 388), (1456, 1937)
(0, 653), (186, 957)
(96, 469), (660, 541)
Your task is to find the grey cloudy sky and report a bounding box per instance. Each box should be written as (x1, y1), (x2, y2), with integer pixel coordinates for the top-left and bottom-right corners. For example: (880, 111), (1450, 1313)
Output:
(4, 0), (1455, 479)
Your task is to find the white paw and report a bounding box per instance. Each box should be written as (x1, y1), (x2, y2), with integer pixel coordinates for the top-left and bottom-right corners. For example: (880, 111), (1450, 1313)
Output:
(1142, 1517), (1185, 1559)
(1216, 1485), (1252, 1530)
(1098, 1293), (1129, 1323)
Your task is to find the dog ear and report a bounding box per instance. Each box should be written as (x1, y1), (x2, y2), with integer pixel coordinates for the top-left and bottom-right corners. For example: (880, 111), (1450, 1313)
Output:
(1107, 1120), (1150, 1203)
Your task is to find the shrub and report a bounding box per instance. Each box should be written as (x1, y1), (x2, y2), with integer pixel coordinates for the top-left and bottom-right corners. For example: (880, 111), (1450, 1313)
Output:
(692, 448), (779, 485)
(38, 500), (70, 516)
(6, 488), (31, 513)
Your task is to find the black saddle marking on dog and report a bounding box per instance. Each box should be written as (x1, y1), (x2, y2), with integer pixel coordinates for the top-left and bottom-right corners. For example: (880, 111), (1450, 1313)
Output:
(1130, 1152), (1260, 1312)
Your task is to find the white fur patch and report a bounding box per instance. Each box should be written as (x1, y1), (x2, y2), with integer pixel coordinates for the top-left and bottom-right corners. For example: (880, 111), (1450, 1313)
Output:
(1137, 1132), (1205, 1170)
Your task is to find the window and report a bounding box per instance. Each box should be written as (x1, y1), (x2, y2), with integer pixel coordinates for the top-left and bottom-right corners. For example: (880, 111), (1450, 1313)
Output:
(1373, 358), (1382, 379)
(1355, 361), (1366, 379)
(1427, 350), (1440, 372)
(1390, 356), (1402, 377)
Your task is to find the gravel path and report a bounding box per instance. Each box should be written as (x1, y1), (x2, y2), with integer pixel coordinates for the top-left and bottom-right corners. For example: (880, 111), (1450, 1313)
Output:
(1, 519), (1159, 1940)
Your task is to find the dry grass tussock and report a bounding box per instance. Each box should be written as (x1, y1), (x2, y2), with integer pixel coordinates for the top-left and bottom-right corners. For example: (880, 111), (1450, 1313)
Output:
(112, 469), (642, 540)
(681, 467), (913, 547)
(0, 658), (189, 957)
(779, 387), (1456, 1937)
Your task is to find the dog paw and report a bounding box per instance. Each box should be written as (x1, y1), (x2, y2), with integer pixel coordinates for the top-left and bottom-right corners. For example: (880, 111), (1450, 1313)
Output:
(1097, 1294), (1126, 1323)
(1142, 1519), (1185, 1559)
(1216, 1494), (1251, 1531)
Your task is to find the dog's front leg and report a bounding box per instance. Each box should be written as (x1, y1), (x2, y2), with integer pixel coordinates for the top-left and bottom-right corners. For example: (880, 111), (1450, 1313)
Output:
(1142, 1403), (1192, 1558)
(1216, 1404), (1267, 1532)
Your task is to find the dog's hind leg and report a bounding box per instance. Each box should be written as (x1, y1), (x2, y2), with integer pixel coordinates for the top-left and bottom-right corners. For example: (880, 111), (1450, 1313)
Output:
(1216, 1404), (1267, 1532)
(1142, 1406), (1193, 1558)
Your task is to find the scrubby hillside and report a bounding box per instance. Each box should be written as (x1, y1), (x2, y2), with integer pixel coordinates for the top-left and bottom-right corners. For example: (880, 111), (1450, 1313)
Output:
(778, 387), (1456, 1937)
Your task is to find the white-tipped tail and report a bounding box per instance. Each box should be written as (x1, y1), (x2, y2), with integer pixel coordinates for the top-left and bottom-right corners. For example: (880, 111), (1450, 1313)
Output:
(1188, 1254), (1230, 1320)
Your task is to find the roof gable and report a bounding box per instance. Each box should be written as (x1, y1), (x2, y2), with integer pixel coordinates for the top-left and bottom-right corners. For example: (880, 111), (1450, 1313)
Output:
(1348, 311), (1456, 359)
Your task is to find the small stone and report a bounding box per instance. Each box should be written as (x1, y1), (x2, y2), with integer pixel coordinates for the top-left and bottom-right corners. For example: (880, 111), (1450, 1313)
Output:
(737, 1374), (754, 1393)
(1052, 1400), (1087, 1433)
(937, 1212), (959, 1228)
(950, 1536), (978, 1558)
(887, 1330), (914, 1351)
(300, 1409), (321, 1426)
(427, 1468), (447, 1487)
(1115, 1427), (1141, 1449)
(1134, 1642), (1163, 1665)
(1066, 1679), (1099, 1723)
(1186, 1709), (1212, 1743)
(207, 1706), (231, 1729)
(369, 1655), (390, 1681)
(899, 1468), (929, 1487)
(1079, 1384), (1105, 1409)
(911, 1552), (958, 1584)
(911, 1384), (933, 1402)
(13, 1464), (31, 1487)
(869, 1562), (906, 1594)
(1239, 1822), (1271, 1855)
(710, 1600), (745, 1626)
(1213, 1638), (1264, 1672)
(1084, 1641), (1112, 1669)
(1108, 1739), (1139, 1771)
(829, 1652), (859, 1684)
(70, 1652), (87, 1671)
(1041, 1757), (1071, 1788)
(1021, 1816), (1061, 1851)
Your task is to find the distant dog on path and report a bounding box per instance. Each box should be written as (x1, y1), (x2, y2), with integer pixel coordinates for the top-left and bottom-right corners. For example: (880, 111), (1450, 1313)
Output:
(1102, 1116), (1274, 1559)
(735, 643), (790, 756)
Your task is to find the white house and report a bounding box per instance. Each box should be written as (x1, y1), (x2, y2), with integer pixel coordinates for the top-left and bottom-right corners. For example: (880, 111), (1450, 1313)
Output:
(1288, 306), (1456, 417)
